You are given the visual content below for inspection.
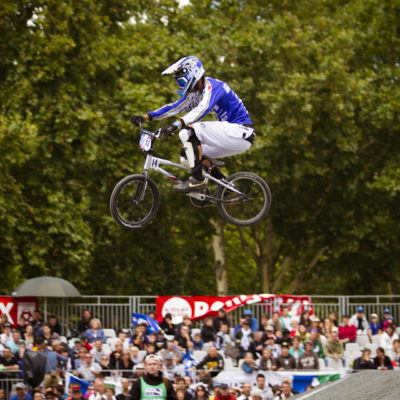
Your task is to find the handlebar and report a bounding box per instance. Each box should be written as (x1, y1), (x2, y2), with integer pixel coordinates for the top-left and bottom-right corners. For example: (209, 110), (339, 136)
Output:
(138, 122), (161, 139)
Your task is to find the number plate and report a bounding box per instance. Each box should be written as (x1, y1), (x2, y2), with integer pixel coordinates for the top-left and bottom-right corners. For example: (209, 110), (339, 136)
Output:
(139, 133), (152, 151)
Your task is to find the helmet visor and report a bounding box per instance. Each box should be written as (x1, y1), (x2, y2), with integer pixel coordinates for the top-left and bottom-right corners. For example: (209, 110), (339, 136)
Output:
(175, 76), (188, 89)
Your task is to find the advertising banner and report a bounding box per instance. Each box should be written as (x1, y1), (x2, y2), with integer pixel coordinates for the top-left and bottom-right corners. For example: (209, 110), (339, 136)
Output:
(156, 294), (313, 323)
(0, 296), (38, 326)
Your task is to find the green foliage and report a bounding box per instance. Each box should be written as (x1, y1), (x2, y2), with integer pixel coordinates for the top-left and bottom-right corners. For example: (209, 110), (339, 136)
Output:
(0, 0), (399, 295)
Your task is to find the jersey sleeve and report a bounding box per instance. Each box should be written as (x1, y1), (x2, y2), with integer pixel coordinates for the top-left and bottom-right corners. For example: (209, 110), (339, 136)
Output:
(181, 80), (220, 125)
(148, 96), (191, 120)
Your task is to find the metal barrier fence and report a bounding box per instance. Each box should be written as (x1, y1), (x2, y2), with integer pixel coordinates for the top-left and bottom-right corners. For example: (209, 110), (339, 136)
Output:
(0, 377), (24, 399)
(40, 295), (400, 335)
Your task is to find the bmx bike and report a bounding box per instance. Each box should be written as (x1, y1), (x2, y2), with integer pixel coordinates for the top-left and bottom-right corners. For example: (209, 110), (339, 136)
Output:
(110, 124), (271, 228)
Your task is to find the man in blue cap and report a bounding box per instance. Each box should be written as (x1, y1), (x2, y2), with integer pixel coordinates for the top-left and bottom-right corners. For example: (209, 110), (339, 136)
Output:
(350, 306), (369, 335)
(381, 309), (396, 328)
(242, 310), (258, 332)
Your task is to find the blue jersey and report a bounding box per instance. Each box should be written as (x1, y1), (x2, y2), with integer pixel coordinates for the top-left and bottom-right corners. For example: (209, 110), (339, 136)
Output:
(148, 77), (252, 126)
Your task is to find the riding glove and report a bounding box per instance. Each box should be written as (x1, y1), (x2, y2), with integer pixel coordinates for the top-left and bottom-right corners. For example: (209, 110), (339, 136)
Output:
(160, 123), (179, 138)
(130, 115), (145, 126)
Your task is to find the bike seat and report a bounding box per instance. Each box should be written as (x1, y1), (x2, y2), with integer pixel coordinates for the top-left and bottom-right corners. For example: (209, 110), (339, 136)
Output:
(204, 156), (225, 167)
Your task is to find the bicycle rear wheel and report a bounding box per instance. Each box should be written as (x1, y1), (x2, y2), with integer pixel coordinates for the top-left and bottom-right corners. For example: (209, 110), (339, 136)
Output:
(110, 174), (160, 229)
(216, 172), (271, 227)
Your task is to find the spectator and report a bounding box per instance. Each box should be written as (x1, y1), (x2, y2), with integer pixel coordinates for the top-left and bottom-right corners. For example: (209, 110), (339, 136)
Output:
(32, 310), (44, 336)
(77, 353), (102, 381)
(193, 333), (205, 351)
(174, 377), (193, 400)
(234, 319), (245, 335)
(174, 325), (193, 352)
(130, 324), (147, 350)
(116, 350), (135, 378)
(42, 323), (60, 348)
(349, 307), (369, 335)
(374, 347), (393, 370)
(15, 317), (27, 339)
(109, 341), (123, 369)
(279, 306), (292, 332)
(74, 348), (88, 370)
(83, 319), (106, 344)
(128, 354), (176, 400)
(0, 323), (12, 345)
(194, 346), (224, 377)
(6, 330), (24, 355)
(321, 317), (333, 339)
(99, 355), (110, 374)
(323, 327), (344, 367)
(380, 323), (399, 354)
(215, 384), (235, 400)
(249, 331), (266, 359)
(48, 316), (62, 336)
(276, 330), (292, 347)
(88, 377), (106, 400)
(163, 354), (184, 380)
(273, 381), (294, 399)
(258, 315), (269, 333)
(155, 331), (167, 352)
(243, 310), (258, 332)
(368, 313), (381, 342)
(71, 386), (84, 400)
(254, 374), (274, 400)
(104, 387), (116, 400)
(288, 337), (304, 366)
(295, 324), (309, 344)
(265, 335), (281, 359)
(70, 338), (84, 369)
(0, 314), (9, 334)
(24, 324), (35, 349)
(267, 313), (282, 333)
(300, 311), (311, 331)
(159, 340), (183, 363)
(353, 348), (375, 370)
(309, 330), (324, 359)
(237, 383), (251, 400)
(298, 340), (319, 370)
(256, 347), (275, 371)
(338, 314), (356, 346)
(213, 309), (230, 332)
(201, 318), (216, 344)
(77, 310), (92, 336)
(194, 385), (208, 400)
(241, 352), (258, 374)
(0, 347), (20, 376)
(381, 309), (395, 329)
(389, 339), (400, 364)
(328, 311), (338, 327)
(309, 316), (321, 334)
(290, 318), (299, 338)
(235, 321), (253, 358)
(9, 383), (32, 400)
(116, 378), (130, 400)
(274, 342), (296, 371)
(215, 323), (233, 351)
(178, 316), (193, 335)
(90, 339), (110, 364)
(160, 314), (176, 336)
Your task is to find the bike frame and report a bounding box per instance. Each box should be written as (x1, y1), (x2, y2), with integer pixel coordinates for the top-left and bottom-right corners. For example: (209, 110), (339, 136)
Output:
(140, 127), (244, 200)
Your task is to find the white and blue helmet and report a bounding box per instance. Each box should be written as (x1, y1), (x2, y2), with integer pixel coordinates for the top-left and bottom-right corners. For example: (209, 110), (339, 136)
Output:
(162, 56), (205, 97)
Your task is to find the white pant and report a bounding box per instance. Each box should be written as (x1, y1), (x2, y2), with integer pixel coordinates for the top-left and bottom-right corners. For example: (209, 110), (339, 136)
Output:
(192, 121), (253, 159)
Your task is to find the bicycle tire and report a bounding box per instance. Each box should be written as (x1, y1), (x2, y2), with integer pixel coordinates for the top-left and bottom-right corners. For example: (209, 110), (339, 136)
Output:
(215, 172), (271, 227)
(110, 174), (160, 229)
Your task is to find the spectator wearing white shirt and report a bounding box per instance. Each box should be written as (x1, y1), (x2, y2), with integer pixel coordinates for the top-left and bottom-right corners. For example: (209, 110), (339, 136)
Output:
(90, 338), (110, 364)
(279, 307), (292, 332)
(77, 353), (102, 381)
(349, 307), (369, 335)
(0, 323), (12, 346)
(237, 383), (252, 400)
(380, 323), (399, 355)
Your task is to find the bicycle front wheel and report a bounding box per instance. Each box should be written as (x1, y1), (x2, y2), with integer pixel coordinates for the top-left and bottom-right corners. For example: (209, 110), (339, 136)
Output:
(110, 174), (160, 229)
(216, 172), (271, 227)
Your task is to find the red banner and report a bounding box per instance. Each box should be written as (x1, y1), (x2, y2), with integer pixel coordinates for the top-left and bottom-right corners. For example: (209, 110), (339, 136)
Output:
(156, 294), (312, 324)
(0, 297), (38, 327)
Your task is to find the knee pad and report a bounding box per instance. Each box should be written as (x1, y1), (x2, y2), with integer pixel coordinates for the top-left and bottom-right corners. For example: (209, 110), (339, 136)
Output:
(179, 127), (201, 146)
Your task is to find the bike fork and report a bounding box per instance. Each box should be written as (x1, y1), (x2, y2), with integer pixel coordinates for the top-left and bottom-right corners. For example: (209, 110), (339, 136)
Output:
(134, 170), (149, 202)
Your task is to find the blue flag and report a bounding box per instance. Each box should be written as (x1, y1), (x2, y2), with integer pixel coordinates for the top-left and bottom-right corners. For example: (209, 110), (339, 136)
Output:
(132, 313), (161, 334)
(65, 372), (90, 395)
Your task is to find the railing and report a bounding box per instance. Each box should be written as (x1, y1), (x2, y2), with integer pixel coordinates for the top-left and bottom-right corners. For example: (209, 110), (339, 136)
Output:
(0, 377), (24, 399)
(40, 295), (400, 335)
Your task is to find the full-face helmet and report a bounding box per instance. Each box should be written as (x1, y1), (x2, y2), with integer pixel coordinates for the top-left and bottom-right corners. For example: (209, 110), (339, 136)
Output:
(162, 56), (205, 97)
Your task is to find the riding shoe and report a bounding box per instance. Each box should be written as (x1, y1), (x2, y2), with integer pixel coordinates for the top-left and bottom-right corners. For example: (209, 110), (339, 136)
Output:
(173, 176), (206, 193)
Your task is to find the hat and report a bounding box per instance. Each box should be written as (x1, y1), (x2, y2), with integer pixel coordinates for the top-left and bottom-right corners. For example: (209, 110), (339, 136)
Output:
(384, 308), (391, 314)
(243, 310), (253, 316)
(15, 383), (26, 389)
(266, 325), (274, 331)
(304, 339), (313, 345)
(3, 323), (11, 328)
(220, 384), (229, 389)
(281, 342), (290, 348)
(310, 316), (320, 322)
(74, 338), (82, 343)
(370, 313), (378, 319)
(144, 354), (162, 364)
(251, 389), (264, 397)
(165, 354), (173, 360)
(356, 307), (364, 313)
(45, 390), (56, 397)
(331, 327), (338, 333)
(213, 382), (221, 388)
(243, 321), (251, 326)
(267, 334), (276, 340)
(72, 386), (81, 393)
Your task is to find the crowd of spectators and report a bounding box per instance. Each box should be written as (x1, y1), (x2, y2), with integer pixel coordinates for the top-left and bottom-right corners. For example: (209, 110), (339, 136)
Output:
(0, 305), (398, 400)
